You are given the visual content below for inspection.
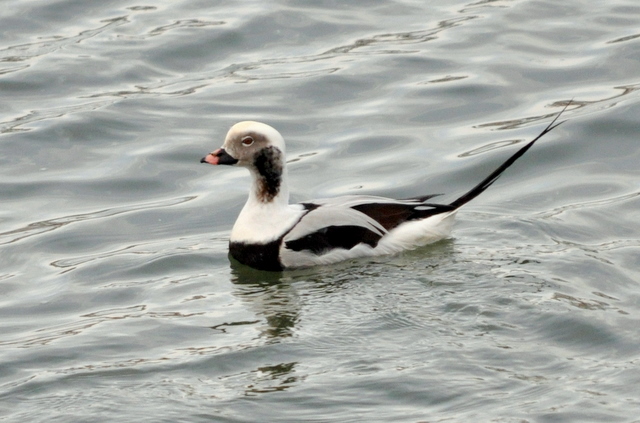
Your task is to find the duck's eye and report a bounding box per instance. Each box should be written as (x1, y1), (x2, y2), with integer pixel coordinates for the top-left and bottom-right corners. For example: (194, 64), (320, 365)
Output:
(241, 136), (254, 147)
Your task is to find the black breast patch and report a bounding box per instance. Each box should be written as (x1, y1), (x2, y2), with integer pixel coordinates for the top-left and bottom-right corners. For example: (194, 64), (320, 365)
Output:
(229, 238), (284, 271)
(285, 225), (382, 256)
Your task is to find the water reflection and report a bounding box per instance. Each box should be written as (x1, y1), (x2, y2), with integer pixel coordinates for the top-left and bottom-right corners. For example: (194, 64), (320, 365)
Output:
(229, 259), (299, 340)
(226, 240), (460, 342)
(212, 261), (305, 397)
(244, 362), (300, 396)
(0, 196), (195, 246)
(476, 85), (640, 131)
(147, 19), (225, 37)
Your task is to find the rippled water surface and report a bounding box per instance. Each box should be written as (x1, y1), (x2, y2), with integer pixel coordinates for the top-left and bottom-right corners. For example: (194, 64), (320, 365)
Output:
(2, 1), (640, 421)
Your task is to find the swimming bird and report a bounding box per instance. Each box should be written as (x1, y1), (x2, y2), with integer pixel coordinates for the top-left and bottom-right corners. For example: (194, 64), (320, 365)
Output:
(201, 111), (566, 271)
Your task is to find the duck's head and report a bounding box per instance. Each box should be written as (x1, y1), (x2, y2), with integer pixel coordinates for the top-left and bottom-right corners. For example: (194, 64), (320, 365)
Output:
(201, 121), (287, 202)
(201, 121), (285, 167)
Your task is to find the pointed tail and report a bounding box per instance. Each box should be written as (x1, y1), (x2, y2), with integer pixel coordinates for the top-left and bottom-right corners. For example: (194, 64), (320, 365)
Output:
(448, 103), (570, 210)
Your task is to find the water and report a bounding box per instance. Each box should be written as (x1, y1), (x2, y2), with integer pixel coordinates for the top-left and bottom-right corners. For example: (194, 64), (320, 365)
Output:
(2, 0), (640, 421)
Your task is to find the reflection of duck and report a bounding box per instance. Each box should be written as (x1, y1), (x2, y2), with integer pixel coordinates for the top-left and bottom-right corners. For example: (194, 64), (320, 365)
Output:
(228, 261), (300, 340)
(202, 108), (567, 271)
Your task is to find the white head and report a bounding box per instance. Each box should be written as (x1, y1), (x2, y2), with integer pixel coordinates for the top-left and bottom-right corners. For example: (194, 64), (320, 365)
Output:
(222, 121), (286, 163)
(201, 121), (288, 203)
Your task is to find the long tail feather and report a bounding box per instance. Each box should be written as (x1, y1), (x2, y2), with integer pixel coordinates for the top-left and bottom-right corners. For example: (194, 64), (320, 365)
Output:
(448, 102), (571, 210)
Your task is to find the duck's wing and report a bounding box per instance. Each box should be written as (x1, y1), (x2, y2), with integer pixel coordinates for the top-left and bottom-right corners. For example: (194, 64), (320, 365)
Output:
(282, 195), (453, 255)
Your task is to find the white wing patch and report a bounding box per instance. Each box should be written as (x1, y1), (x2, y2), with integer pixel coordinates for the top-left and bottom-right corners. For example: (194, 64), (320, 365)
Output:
(283, 203), (387, 244)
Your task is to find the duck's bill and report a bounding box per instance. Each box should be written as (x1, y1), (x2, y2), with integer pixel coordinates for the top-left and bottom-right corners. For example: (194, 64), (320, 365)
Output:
(200, 148), (239, 165)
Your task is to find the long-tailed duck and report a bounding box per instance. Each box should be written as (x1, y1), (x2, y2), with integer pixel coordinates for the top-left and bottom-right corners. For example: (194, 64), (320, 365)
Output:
(201, 110), (566, 271)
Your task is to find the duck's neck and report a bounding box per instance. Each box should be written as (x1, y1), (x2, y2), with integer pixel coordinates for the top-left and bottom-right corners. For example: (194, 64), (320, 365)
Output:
(231, 166), (295, 244)
(231, 145), (298, 244)
(247, 165), (289, 208)
(247, 145), (288, 207)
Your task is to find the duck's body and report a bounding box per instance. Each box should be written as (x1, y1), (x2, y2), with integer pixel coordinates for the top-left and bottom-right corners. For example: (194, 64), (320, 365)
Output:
(201, 114), (565, 271)
(227, 194), (457, 270)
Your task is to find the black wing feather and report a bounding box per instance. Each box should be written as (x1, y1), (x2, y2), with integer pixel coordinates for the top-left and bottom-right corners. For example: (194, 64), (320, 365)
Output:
(285, 225), (382, 255)
(352, 202), (454, 231)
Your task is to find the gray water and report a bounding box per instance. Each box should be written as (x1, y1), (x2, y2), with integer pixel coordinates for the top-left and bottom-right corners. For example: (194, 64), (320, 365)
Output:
(2, 1), (640, 422)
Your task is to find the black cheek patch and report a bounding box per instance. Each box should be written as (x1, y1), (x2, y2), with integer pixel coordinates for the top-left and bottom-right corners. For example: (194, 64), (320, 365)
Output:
(253, 146), (283, 202)
(285, 225), (382, 256)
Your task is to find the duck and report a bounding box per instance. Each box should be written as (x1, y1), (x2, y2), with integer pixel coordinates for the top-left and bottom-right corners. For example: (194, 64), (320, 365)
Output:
(201, 111), (566, 271)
